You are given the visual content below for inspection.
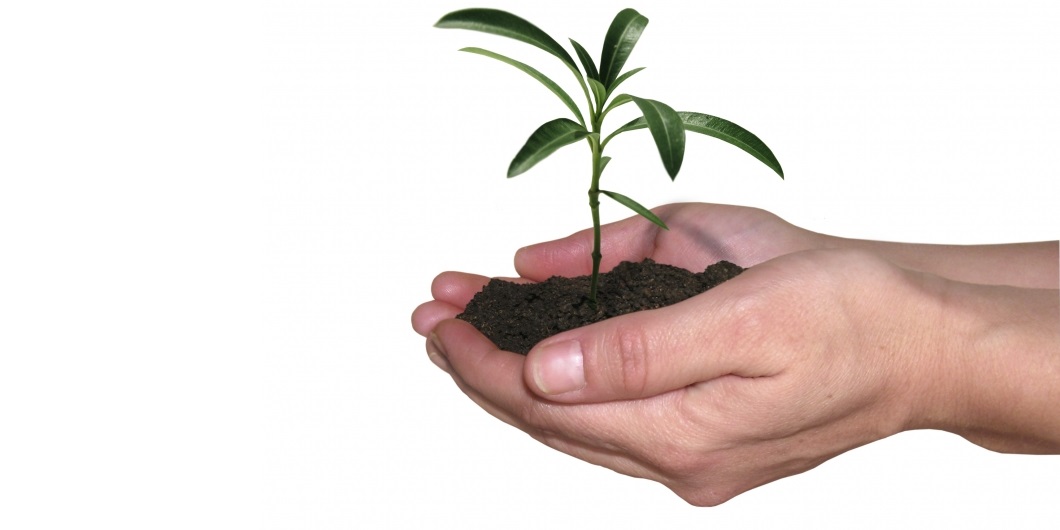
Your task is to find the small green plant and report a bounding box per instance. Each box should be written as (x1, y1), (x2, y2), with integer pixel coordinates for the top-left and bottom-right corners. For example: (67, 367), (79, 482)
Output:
(436, 8), (783, 306)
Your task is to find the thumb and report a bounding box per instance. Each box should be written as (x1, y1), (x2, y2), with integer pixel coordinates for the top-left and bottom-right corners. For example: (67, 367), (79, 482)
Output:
(523, 283), (771, 403)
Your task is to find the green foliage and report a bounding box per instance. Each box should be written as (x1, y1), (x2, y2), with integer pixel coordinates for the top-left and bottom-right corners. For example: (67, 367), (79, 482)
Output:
(599, 9), (649, 90)
(436, 9), (576, 69)
(616, 112), (785, 178)
(436, 7), (784, 305)
(630, 97), (685, 179)
(459, 47), (586, 126)
(508, 118), (591, 178)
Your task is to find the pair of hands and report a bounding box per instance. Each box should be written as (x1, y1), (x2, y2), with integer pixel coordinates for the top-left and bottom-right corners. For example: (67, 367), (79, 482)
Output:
(411, 203), (1059, 505)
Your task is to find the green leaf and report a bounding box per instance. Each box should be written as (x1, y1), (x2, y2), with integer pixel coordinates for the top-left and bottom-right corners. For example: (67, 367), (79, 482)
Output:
(508, 118), (591, 177)
(460, 47), (585, 126)
(600, 189), (669, 230)
(599, 9), (649, 90)
(570, 39), (599, 81)
(677, 112), (785, 178)
(436, 8), (576, 70)
(588, 78), (607, 108)
(608, 66), (645, 95)
(599, 155), (612, 175)
(630, 97), (685, 179)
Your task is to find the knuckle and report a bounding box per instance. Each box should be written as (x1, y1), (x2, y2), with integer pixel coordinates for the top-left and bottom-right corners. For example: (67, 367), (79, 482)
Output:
(604, 327), (652, 396)
(716, 288), (771, 353)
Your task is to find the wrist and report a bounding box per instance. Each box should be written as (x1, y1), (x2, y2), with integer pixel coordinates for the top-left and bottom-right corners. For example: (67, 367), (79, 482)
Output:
(820, 235), (1059, 289)
(911, 277), (1060, 453)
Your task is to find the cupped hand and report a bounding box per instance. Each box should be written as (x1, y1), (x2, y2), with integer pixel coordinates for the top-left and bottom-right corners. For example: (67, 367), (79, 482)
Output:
(417, 249), (944, 505)
(411, 204), (951, 505)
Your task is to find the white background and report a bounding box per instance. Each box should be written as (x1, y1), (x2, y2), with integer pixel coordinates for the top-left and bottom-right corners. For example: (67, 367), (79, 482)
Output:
(2, 0), (1058, 528)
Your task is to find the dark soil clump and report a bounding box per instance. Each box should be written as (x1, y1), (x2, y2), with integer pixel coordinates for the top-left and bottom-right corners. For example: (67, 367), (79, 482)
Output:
(457, 259), (744, 354)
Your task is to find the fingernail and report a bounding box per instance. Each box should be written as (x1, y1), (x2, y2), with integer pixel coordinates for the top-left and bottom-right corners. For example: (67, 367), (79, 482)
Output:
(427, 333), (451, 373)
(531, 340), (586, 395)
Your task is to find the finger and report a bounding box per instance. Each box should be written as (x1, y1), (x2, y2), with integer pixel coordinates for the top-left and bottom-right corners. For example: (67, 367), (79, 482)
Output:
(523, 264), (786, 403)
(514, 206), (679, 281)
(430, 340), (672, 485)
(431, 318), (563, 432)
(438, 344), (670, 486)
(411, 300), (462, 337)
(425, 325), (526, 429)
(432, 318), (715, 484)
(413, 272), (494, 336)
(432, 317), (532, 395)
(432, 318), (636, 448)
(431, 271), (491, 307)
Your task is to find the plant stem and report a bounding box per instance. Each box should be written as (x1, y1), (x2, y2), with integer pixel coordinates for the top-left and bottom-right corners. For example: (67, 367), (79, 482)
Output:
(588, 151), (602, 307)
(587, 117), (605, 307)
(585, 78), (611, 307)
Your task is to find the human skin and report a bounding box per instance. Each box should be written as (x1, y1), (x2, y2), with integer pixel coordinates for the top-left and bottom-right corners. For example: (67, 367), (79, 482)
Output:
(411, 203), (1060, 506)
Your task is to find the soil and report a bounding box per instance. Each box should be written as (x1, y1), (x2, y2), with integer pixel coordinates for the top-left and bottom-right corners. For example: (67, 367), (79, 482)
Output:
(457, 259), (744, 354)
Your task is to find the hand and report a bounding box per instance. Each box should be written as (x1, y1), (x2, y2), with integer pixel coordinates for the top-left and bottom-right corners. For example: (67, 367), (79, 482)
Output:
(417, 245), (940, 505)
(411, 203), (1060, 505)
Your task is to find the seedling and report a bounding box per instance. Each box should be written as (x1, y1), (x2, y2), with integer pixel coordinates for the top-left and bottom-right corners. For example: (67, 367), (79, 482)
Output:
(436, 8), (783, 306)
